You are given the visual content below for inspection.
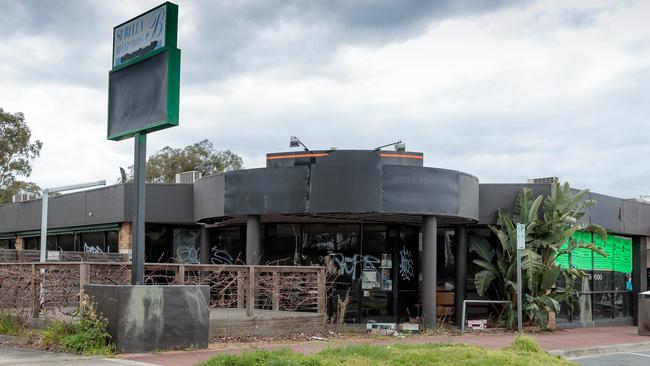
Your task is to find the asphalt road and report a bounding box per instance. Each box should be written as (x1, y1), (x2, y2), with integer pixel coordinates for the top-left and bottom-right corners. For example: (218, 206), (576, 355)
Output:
(572, 349), (650, 366)
(0, 347), (157, 366)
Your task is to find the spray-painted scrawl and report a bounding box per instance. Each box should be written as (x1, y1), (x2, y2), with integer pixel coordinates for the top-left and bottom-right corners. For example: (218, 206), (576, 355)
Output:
(399, 245), (414, 281)
(330, 253), (380, 281)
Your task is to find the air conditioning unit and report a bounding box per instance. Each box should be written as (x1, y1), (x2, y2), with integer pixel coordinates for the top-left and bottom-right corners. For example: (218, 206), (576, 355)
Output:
(527, 177), (559, 184)
(175, 171), (202, 184)
(12, 193), (37, 203)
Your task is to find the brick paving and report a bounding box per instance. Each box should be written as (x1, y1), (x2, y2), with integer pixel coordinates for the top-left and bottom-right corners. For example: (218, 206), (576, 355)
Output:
(122, 326), (649, 366)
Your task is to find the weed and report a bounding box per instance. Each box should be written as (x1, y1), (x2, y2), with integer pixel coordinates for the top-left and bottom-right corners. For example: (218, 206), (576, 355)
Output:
(41, 293), (115, 355)
(0, 311), (26, 335)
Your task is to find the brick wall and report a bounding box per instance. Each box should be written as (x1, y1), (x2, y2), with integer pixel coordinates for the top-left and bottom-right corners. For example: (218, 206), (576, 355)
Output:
(118, 222), (132, 254)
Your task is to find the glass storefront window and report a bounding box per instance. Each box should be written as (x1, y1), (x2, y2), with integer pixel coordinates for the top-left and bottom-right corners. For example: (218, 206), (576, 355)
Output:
(106, 231), (119, 252)
(145, 224), (172, 262)
(81, 232), (106, 253)
(172, 228), (200, 264)
(0, 239), (15, 249)
(209, 226), (244, 265)
(57, 234), (76, 251)
(266, 224), (301, 265)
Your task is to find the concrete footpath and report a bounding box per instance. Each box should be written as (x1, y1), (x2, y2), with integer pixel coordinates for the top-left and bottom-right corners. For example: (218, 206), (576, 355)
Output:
(121, 326), (650, 366)
(0, 346), (156, 366)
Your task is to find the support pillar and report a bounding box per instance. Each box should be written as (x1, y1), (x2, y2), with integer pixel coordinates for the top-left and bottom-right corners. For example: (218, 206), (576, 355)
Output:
(454, 225), (468, 326)
(131, 133), (146, 285)
(632, 236), (648, 326)
(246, 215), (262, 265)
(422, 216), (437, 329)
(200, 226), (210, 264)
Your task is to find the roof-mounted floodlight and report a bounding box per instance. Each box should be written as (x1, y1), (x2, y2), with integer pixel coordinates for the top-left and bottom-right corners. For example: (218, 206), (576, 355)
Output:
(374, 140), (405, 152)
(289, 136), (310, 151)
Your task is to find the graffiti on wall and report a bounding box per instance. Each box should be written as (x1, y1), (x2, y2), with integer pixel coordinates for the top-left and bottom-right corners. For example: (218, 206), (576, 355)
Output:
(399, 245), (414, 281)
(84, 243), (105, 254)
(210, 247), (234, 265)
(175, 245), (200, 264)
(330, 253), (380, 280)
(174, 246), (235, 265)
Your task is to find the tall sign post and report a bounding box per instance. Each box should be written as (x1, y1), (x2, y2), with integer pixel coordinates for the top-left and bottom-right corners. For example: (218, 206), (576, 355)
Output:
(108, 2), (180, 285)
(516, 223), (525, 334)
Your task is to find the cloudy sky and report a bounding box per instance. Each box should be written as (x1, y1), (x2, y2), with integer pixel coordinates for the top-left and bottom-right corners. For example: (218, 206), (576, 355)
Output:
(1, 0), (649, 198)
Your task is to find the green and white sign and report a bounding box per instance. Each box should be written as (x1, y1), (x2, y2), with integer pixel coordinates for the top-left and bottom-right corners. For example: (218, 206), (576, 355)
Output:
(107, 2), (180, 141)
(112, 2), (177, 69)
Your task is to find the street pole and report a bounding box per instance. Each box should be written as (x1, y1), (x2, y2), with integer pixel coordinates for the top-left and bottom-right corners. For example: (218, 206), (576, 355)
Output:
(517, 246), (523, 333)
(39, 188), (50, 262)
(132, 133), (147, 285)
(516, 223), (525, 334)
(38, 180), (106, 313)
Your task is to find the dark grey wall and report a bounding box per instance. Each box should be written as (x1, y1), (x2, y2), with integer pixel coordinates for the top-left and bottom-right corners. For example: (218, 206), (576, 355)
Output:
(0, 185), (127, 232)
(225, 167), (309, 215)
(193, 174), (225, 221)
(124, 184), (194, 224)
(478, 184), (552, 224)
(479, 184), (650, 236)
(203, 150), (480, 222)
(0, 184), (195, 234)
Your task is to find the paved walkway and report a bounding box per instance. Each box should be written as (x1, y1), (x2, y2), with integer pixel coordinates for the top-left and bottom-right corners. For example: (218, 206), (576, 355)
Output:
(0, 346), (156, 366)
(122, 326), (650, 366)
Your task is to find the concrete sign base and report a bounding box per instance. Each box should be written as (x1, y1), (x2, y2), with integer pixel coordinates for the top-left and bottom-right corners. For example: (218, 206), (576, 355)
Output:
(84, 285), (209, 353)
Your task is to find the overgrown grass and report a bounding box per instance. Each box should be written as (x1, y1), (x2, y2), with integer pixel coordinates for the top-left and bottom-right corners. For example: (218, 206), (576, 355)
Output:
(199, 337), (573, 366)
(0, 311), (26, 335)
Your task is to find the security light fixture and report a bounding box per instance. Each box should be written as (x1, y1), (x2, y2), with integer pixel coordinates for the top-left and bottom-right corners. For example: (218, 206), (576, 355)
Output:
(374, 140), (406, 152)
(289, 136), (310, 151)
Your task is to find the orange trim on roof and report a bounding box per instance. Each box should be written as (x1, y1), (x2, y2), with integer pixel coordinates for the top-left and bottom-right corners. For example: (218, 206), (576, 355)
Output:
(266, 153), (329, 160)
(379, 153), (423, 159)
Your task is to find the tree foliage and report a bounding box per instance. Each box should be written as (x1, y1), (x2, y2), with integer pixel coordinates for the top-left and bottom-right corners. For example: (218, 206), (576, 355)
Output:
(125, 139), (243, 183)
(0, 109), (43, 204)
(470, 182), (606, 329)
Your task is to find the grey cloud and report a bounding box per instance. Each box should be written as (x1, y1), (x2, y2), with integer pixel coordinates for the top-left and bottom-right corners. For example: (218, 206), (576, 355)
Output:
(0, 0), (523, 87)
(180, 0), (526, 84)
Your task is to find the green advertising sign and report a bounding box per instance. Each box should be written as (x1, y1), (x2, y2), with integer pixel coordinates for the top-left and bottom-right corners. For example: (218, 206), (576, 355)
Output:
(107, 2), (180, 141)
(556, 231), (632, 274)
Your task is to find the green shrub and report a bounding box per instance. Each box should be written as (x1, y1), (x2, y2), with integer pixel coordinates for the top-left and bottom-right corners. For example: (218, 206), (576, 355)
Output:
(41, 294), (115, 355)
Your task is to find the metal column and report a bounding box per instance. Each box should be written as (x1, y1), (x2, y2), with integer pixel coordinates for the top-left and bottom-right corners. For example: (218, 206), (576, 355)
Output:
(454, 225), (468, 326)
(39, 189), (50, 262)
(246, 215), (262, 265)
(131, 133), (146, 285)
(632, 236), (648, 326)
(422, 216), (437, 329)
(200, 225), (210, 264)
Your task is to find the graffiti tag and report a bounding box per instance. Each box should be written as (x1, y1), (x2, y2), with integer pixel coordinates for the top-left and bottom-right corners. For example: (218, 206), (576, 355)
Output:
(399, 246), (414, 281)
(330, 253), (380, 280)
(210, 247), (234, 265)
(83, 243), (104, 254)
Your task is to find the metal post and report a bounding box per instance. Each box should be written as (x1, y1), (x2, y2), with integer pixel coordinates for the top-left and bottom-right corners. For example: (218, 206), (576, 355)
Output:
(422, 216), (437, 329)
(200, 225), (210, 264)
(132, 133), (147, 285)
(246, 215), (261, 265)
(517, 248), (523, 333)
(39, 188), (49, 262)
(454, 225), (467, 326)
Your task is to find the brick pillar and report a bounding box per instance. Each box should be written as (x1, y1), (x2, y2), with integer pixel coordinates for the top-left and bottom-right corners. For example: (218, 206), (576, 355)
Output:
(15, 237), (24, 250)
(118, 222), (133, 258)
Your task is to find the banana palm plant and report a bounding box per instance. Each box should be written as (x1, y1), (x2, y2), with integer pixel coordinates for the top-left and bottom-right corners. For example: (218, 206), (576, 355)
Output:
(470, 182), (606, 329)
